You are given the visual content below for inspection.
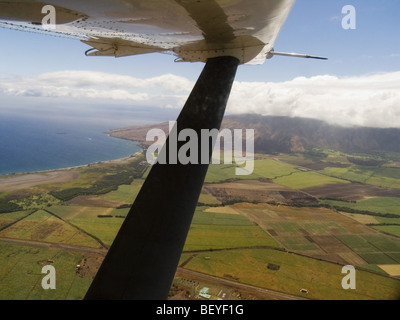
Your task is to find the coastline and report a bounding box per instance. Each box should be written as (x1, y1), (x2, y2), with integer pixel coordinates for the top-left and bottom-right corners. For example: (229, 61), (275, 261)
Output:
(0, 123), (149, 189)
(0, 126), (144, 179)
(0, 153), (140, 178)
(0, 150), (144, 192)
(0, 114), (144, 179)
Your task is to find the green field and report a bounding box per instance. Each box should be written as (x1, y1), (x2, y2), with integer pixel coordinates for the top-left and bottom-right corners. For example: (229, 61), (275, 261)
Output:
(191, 206), (253, 226)
(322, 198), (400, 216)
(68, 217), (123, 247)
(327, 198), (400, 238)
(48, 205), (112, 220)
(275, 171), (349, 189)
(204, 158), (350, 189)
(358, 253), (398, 265)
(336, 234), (400, 263)
(183, 249), (400, 300)
(110, 207), (130, 217)
(102, 179), (144, 203)
(322, 166), (400, 189)
(184, 205), (280, 251)
(204, 163), (259, 183)
(0, 210), (33, 230)
(183, 224), (279, 251)
(0, 210), (101, 248)
(197, 191), (221, 205)
(0, 242), (91, 300)
(266, 221), (344, 237)
(277, 236), (319, 251)
(203, 158), (300, 183)
(251, 159), (297, 178)
(373, 225), (400, 238)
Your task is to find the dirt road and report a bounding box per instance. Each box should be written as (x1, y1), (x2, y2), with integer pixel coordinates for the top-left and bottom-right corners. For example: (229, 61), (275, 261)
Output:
(0, 237), (107, 255)
(176, 268), (307, 300)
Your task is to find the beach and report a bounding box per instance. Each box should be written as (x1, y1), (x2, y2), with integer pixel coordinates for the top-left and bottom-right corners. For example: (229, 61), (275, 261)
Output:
(0, 155), (140, 192)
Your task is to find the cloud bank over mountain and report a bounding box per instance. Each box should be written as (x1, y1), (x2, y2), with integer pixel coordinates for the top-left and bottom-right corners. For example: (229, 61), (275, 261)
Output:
(1, 70), (399, 128)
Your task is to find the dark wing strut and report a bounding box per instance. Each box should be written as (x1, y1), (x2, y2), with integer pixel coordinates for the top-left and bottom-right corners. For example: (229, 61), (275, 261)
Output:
(84, 56), (239, 300)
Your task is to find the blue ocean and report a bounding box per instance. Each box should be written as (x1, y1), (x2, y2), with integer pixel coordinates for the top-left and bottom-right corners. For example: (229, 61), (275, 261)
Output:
(0, 114), (142, 175)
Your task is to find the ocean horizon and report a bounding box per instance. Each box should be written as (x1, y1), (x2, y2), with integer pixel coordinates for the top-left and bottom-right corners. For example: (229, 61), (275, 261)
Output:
(0, 113), (142, 176)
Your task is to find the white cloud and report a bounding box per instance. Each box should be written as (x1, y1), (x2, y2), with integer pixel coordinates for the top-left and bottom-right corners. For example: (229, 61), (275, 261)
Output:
(1, 70), (399, 128)
(35, 71), (194, 91)
(228, 71), (400, 128)
(0, 70), (193, 106)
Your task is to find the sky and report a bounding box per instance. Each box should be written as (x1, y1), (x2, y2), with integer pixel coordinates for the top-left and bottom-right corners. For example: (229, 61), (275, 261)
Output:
(0, 0), (400, 128)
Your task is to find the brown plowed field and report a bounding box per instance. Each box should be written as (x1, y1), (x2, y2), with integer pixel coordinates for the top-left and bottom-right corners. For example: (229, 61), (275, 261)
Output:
(302, 183), (400, 201)
(204, 180), (318, 206)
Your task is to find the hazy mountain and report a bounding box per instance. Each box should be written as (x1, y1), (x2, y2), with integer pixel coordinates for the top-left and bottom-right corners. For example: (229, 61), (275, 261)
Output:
(221, 114), (400, 154)
(109, 114), (400, 154)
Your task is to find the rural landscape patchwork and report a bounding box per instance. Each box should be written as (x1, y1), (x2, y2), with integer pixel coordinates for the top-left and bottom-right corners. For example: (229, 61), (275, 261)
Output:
(1, 114), (400, 300)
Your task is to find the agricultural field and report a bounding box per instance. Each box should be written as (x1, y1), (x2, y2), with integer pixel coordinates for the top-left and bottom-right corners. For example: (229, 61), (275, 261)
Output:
(1, 150), (400, 300)
(0, 209), (101, 248)
(322, 166), (400, 189)
(320, 198), (400, 239)
(190, 206), (253, 226)
(0, 210), (33, 230)
(373, 225), (400, 238)
(101, 179), (144, 204)
(0, 241), (99, 300)
(274, 171), (348, 189)
(204, 179), (318, 206)
(175, 199), (400, 299)
(321, 198), (400, 216)
(277, 150), (400, 242)
(182, 249), (400, 300)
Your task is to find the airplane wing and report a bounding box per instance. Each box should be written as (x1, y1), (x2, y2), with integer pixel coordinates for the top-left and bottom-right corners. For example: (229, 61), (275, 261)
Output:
(0, 0), (295, 64)
(1, 0), (314, 300)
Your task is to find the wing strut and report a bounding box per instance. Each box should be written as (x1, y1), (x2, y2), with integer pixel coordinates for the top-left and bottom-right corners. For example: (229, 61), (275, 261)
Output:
(84, 56), (239, 300)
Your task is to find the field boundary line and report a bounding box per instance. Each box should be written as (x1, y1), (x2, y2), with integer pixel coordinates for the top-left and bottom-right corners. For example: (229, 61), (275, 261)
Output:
(44, 208), (108, 249)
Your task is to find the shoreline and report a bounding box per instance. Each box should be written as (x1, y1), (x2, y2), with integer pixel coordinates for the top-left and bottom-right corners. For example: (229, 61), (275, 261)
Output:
(0, 131), (144, 179)
(0, 124), (147, 188)
(0, 120), (144, 179)
(0, 153), (141, 178)
(0, 150), (144, 192)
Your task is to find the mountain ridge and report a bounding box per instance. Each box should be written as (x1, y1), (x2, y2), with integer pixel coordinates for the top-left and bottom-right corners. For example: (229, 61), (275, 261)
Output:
(109, 114), (400, 154)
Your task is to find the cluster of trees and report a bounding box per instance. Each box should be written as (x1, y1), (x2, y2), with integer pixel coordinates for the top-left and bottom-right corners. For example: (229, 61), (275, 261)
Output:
(347, 157), (384, 167)
(0, 199), (22, 213)
(50, 168), (136, 201)
(321, 203), (400, 219)
(50, 154), (149, 202)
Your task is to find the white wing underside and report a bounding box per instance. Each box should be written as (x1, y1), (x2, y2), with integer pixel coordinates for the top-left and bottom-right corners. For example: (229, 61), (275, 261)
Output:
(0, 0), (295, 64)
